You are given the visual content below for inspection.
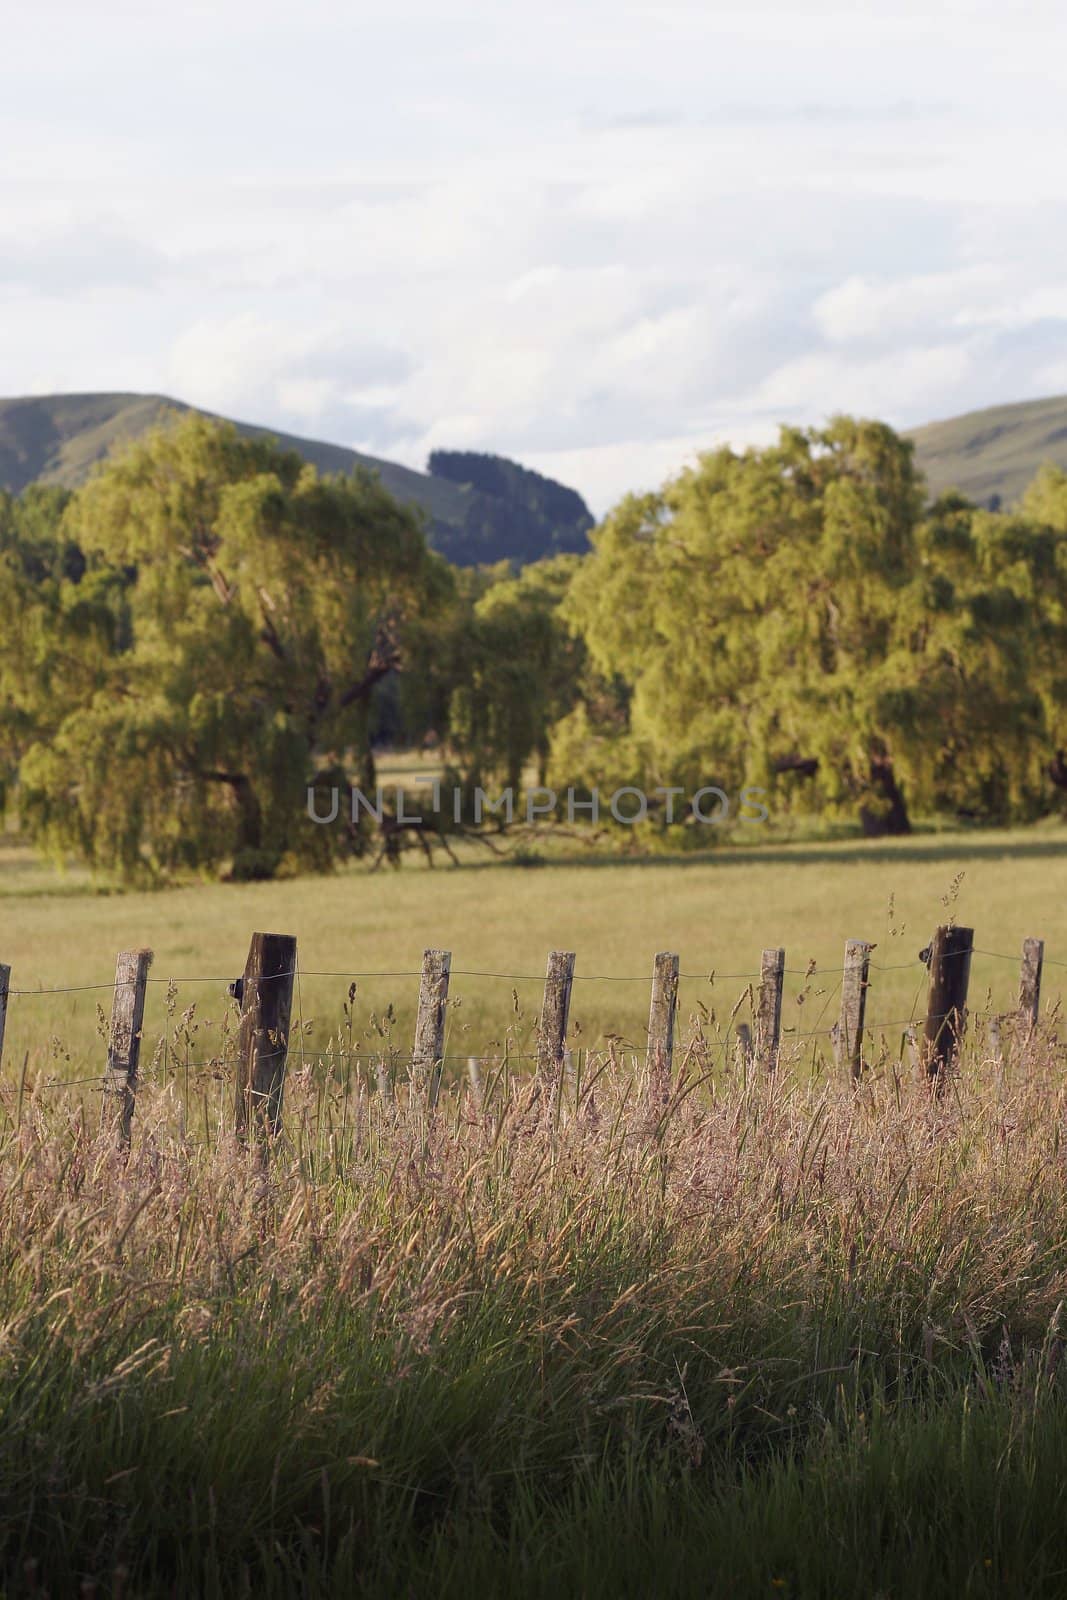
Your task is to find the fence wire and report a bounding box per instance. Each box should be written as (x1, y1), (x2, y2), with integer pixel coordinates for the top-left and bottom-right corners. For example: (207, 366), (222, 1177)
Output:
(3, 933), (1060, 1099)
(4, 940), (1051, 999)
(10, 1006), (1044, 1096)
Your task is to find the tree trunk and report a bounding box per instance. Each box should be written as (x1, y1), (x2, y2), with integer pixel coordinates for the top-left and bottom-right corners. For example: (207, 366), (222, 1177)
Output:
(228, 775), (277, 878)
(859, 753), (911, 837)
(1048, 751), (1067, 791)
(231, 775), (264, 853)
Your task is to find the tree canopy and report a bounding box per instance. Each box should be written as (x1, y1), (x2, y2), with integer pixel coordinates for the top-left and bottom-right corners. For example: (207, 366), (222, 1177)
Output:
(4, 410), (1067, 879)
(556, 419), (1067, 835)
(12, 415), (452, 879)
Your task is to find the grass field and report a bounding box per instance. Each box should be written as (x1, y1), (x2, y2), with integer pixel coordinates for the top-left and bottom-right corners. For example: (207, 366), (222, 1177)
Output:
(5, 824), (1067, 1594)
(3, 1033), (1067, 1595)
(3, 822), (1067, 1086)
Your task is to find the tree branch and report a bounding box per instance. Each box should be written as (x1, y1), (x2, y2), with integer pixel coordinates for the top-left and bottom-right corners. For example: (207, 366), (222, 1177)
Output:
(257, 587), (288, 662)
(337, 623), (402, 710)
(176, 542), (234, 604)
(772, 755), (819, 778)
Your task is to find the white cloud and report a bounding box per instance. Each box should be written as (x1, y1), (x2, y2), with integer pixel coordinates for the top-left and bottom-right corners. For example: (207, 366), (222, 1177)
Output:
(750, 345), (976, 424)
(167, 317), (407, 411)
(0, 222), (167, 295)
(3, 1), (1067, 511)
(812, 268), (1004, 344)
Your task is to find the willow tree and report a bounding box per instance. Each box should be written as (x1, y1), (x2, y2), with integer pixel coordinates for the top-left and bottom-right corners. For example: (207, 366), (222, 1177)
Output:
(16, 414), (451, 880)
(564, 417), (1067, 833)
(560, 420), (942, 831)
(895, 491), (1064, 823)
(0, 487), (120, 813)
(445, 555), (583, 794)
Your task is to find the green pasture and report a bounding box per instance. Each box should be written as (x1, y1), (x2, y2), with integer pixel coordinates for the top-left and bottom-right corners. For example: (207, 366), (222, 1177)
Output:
(3, 823), (1067, 1083)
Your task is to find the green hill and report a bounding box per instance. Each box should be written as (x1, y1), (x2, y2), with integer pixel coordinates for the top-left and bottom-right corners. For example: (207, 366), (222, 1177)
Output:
(0, 392), (592, 567)
(14, 388), (1066, 545)
(907, 395), (1067, 508)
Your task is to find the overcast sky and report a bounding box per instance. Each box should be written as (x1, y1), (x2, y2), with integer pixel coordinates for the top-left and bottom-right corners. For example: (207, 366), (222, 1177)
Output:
(4, 0), (1067, 512)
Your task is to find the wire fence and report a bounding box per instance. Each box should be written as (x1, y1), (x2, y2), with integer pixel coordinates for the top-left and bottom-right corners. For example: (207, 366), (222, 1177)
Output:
(2, 930), (1060, 1109)
(6, 941), (1056, 999)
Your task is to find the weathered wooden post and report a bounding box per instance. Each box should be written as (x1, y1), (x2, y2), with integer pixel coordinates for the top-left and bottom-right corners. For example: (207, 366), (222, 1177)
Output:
(756, 947), (785, 1071)
(102, 948), (153, 1149)
(537, 951), (575, 1082)
(413, 948), (451, 1111)
(922, 925), (973, 1088)
(563, 1048), (578, 1102)
(375, 1059), (395, 1107)
(234, 932), (297, 1143)
(0, 962), (9, 1076)
(646, 952), (680, 1077)
(835, 940), (872, 1080)
(1019, 937), (1044, 1034)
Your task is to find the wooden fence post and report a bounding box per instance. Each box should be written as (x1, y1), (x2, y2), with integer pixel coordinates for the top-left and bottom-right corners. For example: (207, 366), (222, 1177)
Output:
(835, 940), (872, 1080)
(102, 948), (153, 1149)
(1019, 938), (1044, 1034)
(756, 947), (785, 1070)
(0, 963), (9, 1077)
(646, 952), (679, 1078)
(413, 948), (451, 1111)
(234, 932), (297, 1143)
(375, 1058), (395, 1107)
(922, 925), (973, 1087)
(537, 951), (575, 1081)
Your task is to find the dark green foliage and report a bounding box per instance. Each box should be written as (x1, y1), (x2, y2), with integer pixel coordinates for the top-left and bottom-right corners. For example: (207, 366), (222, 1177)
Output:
(428, 448), (593, 566)
(0, 483), (82, 582)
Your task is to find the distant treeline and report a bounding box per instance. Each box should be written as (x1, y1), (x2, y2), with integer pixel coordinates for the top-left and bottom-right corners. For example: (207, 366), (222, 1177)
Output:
(2, 412), (1067, 881)
(427, 449), (593, 567)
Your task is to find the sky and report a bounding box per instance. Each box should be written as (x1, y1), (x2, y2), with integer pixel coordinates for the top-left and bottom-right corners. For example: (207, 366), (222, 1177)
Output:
(4, 0), (1067, 513)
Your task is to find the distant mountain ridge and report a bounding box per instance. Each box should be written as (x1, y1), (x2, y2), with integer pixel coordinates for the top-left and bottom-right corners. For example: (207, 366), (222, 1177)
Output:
(8, 389), (1066, 552)
(0, 392), (593, 568)
(907, 394), (1067, 508)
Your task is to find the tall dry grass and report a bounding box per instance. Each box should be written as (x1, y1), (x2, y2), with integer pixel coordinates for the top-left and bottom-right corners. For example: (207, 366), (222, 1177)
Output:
(2, 1021), (1067, 1595)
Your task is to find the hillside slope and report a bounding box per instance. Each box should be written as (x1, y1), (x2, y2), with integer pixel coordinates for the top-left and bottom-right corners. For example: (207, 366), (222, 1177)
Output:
(908, 395), (1067, 508)
(0, 393), (592, 567)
